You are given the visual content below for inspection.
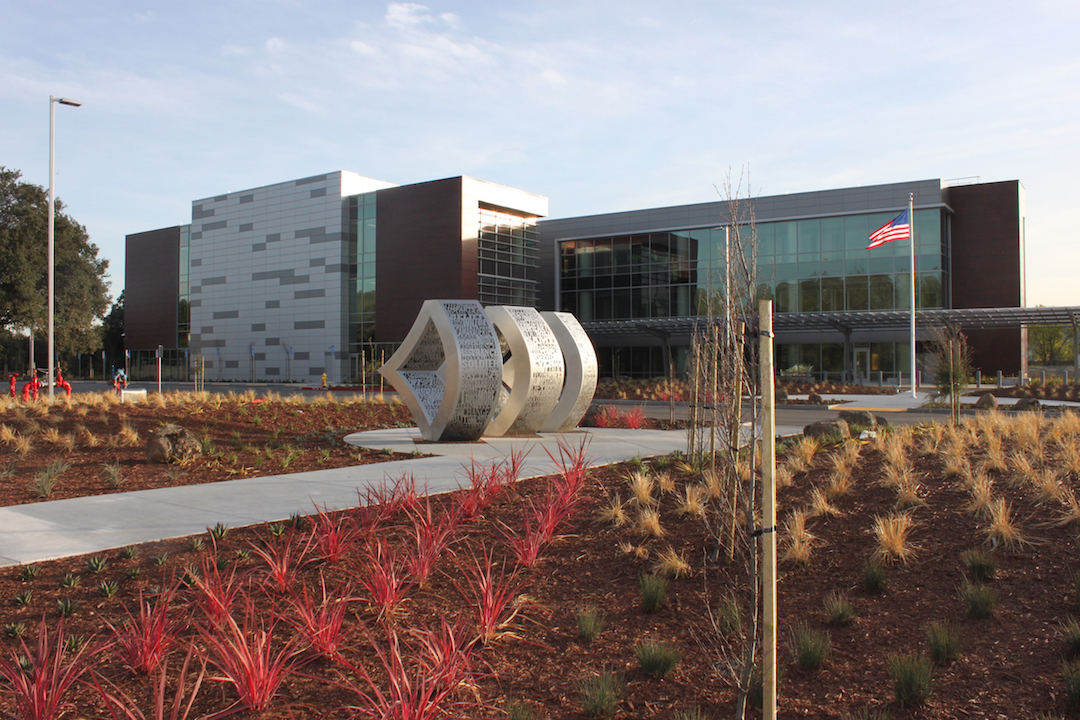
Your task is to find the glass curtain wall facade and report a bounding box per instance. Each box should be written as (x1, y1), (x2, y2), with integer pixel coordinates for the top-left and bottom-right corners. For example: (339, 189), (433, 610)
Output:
(560, 208), (949, 378)
(177, 226), (191, 348)
(478, 205), (539, 307)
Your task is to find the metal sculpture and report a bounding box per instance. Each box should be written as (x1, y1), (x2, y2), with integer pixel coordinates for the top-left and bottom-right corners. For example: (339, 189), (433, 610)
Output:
(483, 305), (565, 437)
(538, 311), (599, 432)
(379, 299), (502, 442)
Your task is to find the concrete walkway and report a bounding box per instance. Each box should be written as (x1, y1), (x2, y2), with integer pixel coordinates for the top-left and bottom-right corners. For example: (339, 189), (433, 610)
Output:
(0, 427), (688, 568)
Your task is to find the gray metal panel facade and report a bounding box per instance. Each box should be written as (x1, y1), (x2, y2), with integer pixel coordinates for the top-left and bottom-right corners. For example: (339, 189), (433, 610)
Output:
(188, 171), (394, 383)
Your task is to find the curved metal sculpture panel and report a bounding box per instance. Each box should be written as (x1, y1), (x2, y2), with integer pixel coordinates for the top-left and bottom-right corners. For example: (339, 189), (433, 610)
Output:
(484, 305), (565, 437)
(379, 300), (502, 442)
(538, 311), (598, 432)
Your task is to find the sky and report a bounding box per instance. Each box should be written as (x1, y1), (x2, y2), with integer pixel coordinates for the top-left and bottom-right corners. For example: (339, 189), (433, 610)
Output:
(2, 0), (1079, 307)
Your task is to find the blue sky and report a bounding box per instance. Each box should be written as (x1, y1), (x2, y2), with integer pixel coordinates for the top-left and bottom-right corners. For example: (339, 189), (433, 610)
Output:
(3, 1), (1078, 306)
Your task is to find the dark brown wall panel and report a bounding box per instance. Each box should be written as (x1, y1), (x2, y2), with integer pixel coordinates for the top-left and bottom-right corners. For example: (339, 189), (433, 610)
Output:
(375, 178), (464, 342)
(947, 181), (1025, 374)
(125, 227), (180, 350)
(948, 181), (1023, 309)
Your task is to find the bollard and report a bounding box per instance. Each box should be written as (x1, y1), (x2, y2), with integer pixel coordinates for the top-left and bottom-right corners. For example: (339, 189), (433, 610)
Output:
(975, 370), (981, 389)
(997, 370), (1003, 388)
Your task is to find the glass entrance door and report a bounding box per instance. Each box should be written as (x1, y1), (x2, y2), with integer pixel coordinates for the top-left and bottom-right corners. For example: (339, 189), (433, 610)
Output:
(854, 347), (871, 385)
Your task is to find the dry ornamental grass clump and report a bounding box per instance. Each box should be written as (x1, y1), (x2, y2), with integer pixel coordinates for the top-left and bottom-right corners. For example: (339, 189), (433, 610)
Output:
(782, 509), (814, 565)
(985, 498), (1025, 548)
(872, 512), (916, 564)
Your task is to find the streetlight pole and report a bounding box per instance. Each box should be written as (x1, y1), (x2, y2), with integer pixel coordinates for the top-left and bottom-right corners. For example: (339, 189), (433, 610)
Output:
(48, 95), (82, 400)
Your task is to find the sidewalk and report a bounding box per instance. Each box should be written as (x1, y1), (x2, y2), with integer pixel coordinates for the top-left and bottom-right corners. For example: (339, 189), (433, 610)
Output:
(0, 427), (688, 568)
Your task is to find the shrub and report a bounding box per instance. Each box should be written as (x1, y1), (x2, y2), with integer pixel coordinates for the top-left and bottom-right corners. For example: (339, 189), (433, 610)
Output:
(841, 710), (891, 720)
(960, 580), (997, 619)
(1064, 659), (1080, 708)
(926, 622), (961, 664)
(959, 548), (997, 581)
(576, 606), (605, 643)
(635, 640), (681, 678)
(578, 669), (624, 718)
(888, 653), (933, 707)
(872, 512), (916, 563)
(716, 595), (742, 636)
(674, 708), (711, 720)
(639, 573), (668, 613)
(505, 700), (537, 720)
(788, 622), (830, 670)
(823, 591), (856, 626)
(863, 559), (888, 594)
(0, 622), (95, 720)
(1061, 618), (1080, 656)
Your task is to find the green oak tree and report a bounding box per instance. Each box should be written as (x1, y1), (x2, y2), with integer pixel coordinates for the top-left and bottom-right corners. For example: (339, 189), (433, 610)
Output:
(0, 167), (110, 365)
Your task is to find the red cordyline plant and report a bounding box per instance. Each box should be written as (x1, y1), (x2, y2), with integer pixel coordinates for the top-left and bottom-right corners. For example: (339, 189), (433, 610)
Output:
(499, 510), (548, 569)
(455, 449), (527, 520)
(282, 575), (353, 660)
(197, 598), (298, 713)
(454, 548), (526, 644)
(363, 473), (422, 525)
(623, 405), (647, 429)
(403, 498), (461, 586)
(355, 538), (413, 621)
(307, 504), (362, 564)
(107, 585), (180, 676)
(544, 435), (592, 497)
(191, 556), (244, 624)
(248, 532), (312, 595)
(591, 404), (622, 428)
(94, 645), (217, 720)
(336, 617), (479, 720)
(0, 619), (97, 720)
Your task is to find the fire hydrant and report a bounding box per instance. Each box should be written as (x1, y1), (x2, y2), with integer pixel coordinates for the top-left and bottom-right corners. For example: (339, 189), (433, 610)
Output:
(56, 368), (72, 398)
(321, 372), (328, 389)
(8, 373), (17, 399)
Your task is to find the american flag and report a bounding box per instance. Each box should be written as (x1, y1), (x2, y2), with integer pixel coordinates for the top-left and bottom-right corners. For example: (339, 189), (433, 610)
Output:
(867, 209), (910, 250)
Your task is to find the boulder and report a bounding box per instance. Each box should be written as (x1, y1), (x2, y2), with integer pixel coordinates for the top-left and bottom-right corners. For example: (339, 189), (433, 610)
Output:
(807, 392), (824, 404)
(775, 387), (789, 402)
(146, 424), (203, 464)
(974, 393), (998, 411)
(874, 414), (890, 428)
(1015, 397), (1042, 412)
(803, 418), (850, 440)
(838, 409), (877, 428)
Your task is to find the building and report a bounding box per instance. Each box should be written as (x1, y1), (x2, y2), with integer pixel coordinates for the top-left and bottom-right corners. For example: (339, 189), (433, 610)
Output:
(540, 178), (1027, 381)
(126, 174), (1030, 383)
(124, 172), (547, 382)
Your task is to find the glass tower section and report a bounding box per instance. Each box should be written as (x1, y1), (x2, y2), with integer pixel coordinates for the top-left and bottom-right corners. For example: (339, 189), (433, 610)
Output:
(348, 192), (378, 352)
(177, 225), (191, 348)
(477, 205), (539, 306)
(559, 208), (949, 377)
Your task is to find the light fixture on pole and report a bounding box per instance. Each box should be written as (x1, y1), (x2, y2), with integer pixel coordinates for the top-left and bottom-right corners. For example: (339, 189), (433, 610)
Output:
(48, 95), (82, 400)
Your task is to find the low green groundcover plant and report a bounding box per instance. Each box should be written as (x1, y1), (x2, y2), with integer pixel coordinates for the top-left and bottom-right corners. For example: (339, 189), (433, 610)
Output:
(888, 653), (933, 707)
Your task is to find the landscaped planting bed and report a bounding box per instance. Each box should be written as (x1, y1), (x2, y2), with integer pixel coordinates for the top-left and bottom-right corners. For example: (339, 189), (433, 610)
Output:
(1, 408), (1080, 717)
(0, 391), (416, 507)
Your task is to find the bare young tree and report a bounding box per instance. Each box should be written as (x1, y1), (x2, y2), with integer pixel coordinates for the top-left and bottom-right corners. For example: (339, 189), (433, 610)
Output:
(688, 167), (765, 718)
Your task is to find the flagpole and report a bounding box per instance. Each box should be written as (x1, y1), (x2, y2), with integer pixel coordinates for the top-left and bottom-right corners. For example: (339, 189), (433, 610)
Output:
(909, 192), (917, 400)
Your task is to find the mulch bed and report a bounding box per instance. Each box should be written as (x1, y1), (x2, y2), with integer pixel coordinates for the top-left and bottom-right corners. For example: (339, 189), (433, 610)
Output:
(0, 394), (417, 507)
(0, 409), (1078, 717)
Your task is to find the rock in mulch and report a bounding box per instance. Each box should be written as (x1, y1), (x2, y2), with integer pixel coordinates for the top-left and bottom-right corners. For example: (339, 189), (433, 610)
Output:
(974, 393), (998, 410)
(807, 392), (825, 404)
(1015, 397), (1042, 412)
(837, 409), (877, 428)
(803, 418), (850, 440)
(145, 424), (203, 464)
(775, 387), (789, 402)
